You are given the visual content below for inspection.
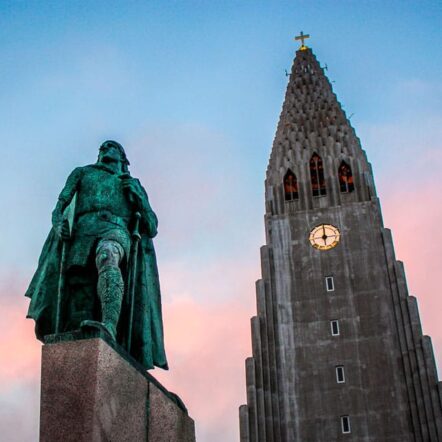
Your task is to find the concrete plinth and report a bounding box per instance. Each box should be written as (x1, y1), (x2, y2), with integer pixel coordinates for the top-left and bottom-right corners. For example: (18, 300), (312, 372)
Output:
(40, 333), (195, 442)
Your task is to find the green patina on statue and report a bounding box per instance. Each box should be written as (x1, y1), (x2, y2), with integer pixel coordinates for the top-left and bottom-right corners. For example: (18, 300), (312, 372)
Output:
(25, 140), (168, 370)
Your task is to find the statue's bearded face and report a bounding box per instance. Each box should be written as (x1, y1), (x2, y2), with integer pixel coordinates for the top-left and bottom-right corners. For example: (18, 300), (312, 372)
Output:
(99, 143), (123, 165)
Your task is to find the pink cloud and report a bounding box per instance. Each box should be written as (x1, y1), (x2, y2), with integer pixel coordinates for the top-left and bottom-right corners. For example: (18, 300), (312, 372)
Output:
(154, 295), (254, 442)
(152, 256), (258, 441)
(0, 274), (41, 386)
(381, 178), (442, 373)
(0, 274), (41, 441)
(0, 302), (41, 385)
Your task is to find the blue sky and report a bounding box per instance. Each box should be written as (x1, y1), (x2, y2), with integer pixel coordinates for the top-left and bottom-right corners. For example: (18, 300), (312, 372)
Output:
(1, 0), (441, 270)
(0, 1), (441, 441)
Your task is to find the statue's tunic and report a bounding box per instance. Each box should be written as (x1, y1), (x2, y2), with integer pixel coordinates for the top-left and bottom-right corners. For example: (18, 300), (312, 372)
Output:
(25, 163), (168, 370)
(55, 165), (134, 267)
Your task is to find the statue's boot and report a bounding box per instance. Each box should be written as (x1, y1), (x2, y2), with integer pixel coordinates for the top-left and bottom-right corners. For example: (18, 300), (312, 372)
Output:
(80, 319), (114, 339)
(97, 265), (124, 340)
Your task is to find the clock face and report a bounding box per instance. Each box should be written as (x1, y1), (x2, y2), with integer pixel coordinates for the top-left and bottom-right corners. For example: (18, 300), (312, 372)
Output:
(309, 224), (341, 251)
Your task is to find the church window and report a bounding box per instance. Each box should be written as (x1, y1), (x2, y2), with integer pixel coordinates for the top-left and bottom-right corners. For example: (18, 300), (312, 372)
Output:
(325, 276), (334, 292)
(284, 169), (299, 201)
(341, 416), (351, 434)
(338, 161), (355, 193)
(336, 366), (345, 383)
(331, 320), (340, 336)
(310, 153), (326, 196)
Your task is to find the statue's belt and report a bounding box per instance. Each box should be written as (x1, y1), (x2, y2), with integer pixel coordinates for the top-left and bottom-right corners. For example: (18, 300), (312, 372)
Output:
(76, 210), (130, 229)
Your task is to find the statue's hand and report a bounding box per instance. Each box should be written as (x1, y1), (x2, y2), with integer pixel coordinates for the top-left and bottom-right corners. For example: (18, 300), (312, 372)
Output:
(54, 218), (71, 240)
(121, 177), (144, 208)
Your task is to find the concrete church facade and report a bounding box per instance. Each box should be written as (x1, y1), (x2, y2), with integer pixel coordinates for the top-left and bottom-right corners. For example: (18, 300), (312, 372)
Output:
(239, 43), (442, 441)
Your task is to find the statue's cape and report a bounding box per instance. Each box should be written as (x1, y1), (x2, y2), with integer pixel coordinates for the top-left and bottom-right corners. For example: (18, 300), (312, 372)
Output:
(25, 228), (168, 371)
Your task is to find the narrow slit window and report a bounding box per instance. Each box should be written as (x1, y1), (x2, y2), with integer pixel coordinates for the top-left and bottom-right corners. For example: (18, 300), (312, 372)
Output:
(325, 276), (334, 292)
(336, 366), (345, 383)
(310, 153), (326, 196)
(284, 169), (299, 201)
(338, 161), (355, 193)
(331, 320), (340, 336)
(341, 416), (351, 434)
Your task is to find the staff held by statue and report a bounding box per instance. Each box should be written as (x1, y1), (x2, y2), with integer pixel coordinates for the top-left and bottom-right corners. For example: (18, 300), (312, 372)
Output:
(126, 211), (141, 352)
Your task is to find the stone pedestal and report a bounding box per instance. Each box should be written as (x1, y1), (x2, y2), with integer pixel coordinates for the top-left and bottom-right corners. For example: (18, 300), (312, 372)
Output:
(40, 333), (195, 442)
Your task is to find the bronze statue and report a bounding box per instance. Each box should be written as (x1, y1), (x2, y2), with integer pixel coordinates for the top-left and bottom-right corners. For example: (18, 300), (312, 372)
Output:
(25, 140), (168, 370)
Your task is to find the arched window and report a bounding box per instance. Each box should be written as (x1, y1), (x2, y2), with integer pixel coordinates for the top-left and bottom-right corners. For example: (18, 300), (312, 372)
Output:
(338, 161), (355, 193)
(310, 153), (326, 196)
(284, 169), (299, 201)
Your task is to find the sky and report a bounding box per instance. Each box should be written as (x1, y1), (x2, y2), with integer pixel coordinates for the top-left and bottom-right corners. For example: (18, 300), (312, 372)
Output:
(0, 1), (441, 441)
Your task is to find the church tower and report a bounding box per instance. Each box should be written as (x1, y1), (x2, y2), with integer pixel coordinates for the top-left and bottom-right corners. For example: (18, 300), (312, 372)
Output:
(239, 37), (442, 441)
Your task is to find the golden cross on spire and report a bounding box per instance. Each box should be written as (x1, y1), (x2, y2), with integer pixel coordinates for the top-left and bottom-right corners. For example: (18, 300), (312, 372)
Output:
(294, 31), (310, 50)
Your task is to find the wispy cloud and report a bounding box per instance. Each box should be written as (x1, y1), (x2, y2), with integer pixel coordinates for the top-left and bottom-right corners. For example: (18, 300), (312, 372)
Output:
(0, 273), (41, 386)
(0, 274), (40, 442)
(382, 184), (442, 373)
(155, 295), (254, 442)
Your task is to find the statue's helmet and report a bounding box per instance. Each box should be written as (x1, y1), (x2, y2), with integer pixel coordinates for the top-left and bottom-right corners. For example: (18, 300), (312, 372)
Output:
(99, 140), (130, 171)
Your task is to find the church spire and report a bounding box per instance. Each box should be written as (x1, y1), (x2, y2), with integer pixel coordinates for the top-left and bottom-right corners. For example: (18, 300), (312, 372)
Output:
(270, 46), (358, 168)
(266, 44), (375, 216)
